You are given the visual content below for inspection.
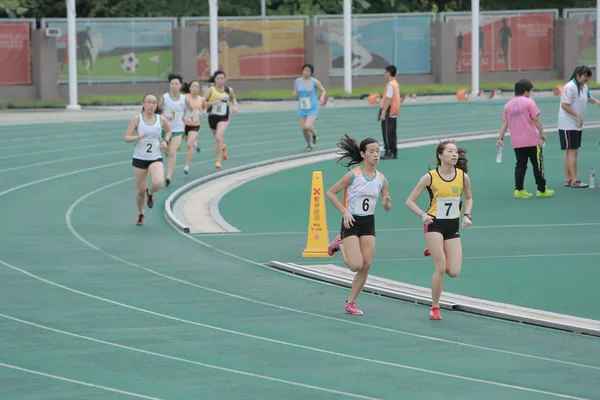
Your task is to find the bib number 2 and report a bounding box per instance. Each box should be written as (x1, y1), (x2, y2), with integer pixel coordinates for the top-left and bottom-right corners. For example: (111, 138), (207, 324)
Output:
(355, 195), (375, 216)
(436, 197), (459, 219)
(141, 139), (160, 157)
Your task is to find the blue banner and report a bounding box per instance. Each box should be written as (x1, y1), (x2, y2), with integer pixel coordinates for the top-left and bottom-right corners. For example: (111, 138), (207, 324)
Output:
(315, 14), (433, 76)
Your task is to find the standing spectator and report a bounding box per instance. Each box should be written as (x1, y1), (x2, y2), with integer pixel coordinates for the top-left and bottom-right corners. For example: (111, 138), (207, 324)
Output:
(379, 65), (400, 159)
(557, 66), (600, 188)
(496, 79), (554, 198)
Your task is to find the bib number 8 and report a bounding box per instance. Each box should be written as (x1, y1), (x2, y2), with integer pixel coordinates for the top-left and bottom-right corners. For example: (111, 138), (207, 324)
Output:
(213, 103), (228, 116)
(436, 197), (459, 219)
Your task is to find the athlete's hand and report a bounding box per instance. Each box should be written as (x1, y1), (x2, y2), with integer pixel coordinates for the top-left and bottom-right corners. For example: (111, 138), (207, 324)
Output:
(232, 104), (238, 114)
(382, 195), (391, 210)
(496, 139), (503, 148)
(137, 132), (146, 140)
(462, 215), (472, 228)
(160, 140), (168, 149)
(343, 209), (355, 229)
(421, 213), (433, 225)
(577, 114), (583, 127)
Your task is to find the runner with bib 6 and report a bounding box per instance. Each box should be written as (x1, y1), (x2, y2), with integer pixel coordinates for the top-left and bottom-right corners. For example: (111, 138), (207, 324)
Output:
(326, 134), (391, 316)
(124, 93), (172, 227)
(405, 141), (473, 321)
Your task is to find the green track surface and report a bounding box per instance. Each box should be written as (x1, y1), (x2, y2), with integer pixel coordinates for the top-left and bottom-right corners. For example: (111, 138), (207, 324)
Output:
(1, 99), (600, 400)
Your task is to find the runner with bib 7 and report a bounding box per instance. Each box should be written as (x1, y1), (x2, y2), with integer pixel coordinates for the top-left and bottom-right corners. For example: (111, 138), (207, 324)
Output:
(326, 134), (391, 316)
(405, 141), (473, 321)
(124, 93), (172, 227)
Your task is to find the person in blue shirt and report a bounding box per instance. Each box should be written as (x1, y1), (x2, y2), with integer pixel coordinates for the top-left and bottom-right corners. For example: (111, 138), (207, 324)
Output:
(293, 64), (327, 151)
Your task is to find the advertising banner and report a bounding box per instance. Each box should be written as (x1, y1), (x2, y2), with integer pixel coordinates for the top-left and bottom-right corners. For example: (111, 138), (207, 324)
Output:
(443, 12), (555, 72)
(315, 14), (433, 76)
(0, 23), (31, 85)
(564, 9), (596, 67)
(184, 18), (306, 80)
(43, 18), (176, 83)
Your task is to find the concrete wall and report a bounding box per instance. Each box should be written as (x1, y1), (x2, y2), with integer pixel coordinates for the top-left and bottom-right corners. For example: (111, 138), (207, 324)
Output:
(0, 18), (584, 103)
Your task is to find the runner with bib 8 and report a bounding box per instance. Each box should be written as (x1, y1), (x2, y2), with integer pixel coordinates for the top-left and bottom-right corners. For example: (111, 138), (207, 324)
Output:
(326, 134), (392, 316)
(405, 141), (473, 321)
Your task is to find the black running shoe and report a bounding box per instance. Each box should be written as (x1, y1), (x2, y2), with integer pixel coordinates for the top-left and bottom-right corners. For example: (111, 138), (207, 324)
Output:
(146, 189), (154, 208)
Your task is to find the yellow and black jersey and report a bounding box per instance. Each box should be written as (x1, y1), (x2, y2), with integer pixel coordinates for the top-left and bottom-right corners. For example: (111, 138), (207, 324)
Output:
(207, 85), (231, 117)
(426, 167), (464, 220)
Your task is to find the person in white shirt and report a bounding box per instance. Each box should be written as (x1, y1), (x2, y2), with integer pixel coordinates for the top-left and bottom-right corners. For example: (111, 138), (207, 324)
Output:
(557, 66), (600, 188)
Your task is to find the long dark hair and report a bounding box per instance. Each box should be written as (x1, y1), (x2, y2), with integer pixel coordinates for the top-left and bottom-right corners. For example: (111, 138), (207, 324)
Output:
(570, 65), (592, 95)
(181, 79), (200, 94)
(336, 134), (379, 169)
(435, 140), (468, 174)
(209, 70), (226, 84)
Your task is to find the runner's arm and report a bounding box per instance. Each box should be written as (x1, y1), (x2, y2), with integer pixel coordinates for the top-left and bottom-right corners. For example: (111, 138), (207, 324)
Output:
(326, 172), (353, 215)
(160, 116), (173, 143)
(123, 116), (140, 143)
(405, 173), (431, 217)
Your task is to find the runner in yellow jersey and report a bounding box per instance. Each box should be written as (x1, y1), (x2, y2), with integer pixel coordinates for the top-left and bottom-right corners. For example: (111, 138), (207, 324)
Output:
(405, 141), (473, 321)
(203, 70), (238, 169)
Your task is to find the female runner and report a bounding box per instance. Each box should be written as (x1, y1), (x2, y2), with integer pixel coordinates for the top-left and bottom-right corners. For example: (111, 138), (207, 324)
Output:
(203, 70), (238, 169)
(405, 141), (473, 320)
(326, 134), (392, 315)
(158, 72), (193, 186)
(123, 93), (172, 226)
(293, 64), (327, 151)
(181, 79), (205, 175)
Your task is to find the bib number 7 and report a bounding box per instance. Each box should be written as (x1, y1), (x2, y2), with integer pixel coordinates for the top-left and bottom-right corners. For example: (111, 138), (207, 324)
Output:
(436, 197), (459, 219)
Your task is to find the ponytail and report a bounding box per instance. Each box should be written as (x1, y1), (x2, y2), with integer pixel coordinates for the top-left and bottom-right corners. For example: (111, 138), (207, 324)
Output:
(335, 134), (379, 169)
(456, 148), (469, 174)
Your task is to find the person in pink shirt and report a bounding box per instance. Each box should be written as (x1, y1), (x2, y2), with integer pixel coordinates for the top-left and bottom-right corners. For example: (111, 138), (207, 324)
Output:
(496, 79), (555, 198)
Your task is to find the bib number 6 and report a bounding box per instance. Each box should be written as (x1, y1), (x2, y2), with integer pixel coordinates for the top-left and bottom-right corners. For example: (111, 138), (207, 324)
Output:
(362, 198), (370, 212)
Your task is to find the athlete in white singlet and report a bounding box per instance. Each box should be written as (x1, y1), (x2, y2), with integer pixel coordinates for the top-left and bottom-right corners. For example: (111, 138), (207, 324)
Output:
(124, 93), (172, 226)
(326, 134), (392, 316)
(158, 72), (193, 187)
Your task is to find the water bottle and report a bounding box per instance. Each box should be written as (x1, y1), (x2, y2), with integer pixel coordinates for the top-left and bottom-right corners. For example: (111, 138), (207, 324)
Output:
(496, 146), (503, 163)
(590, 168), (595, 189)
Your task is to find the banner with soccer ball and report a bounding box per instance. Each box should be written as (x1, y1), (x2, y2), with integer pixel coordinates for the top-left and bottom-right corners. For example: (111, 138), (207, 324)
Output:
(41, 18), (176, 84)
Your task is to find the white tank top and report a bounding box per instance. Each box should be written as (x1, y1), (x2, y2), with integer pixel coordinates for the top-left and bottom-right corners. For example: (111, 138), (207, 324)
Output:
(162, 92), (186, 132)
(133, 113), (163, 161)
(343, 166), (386, 216)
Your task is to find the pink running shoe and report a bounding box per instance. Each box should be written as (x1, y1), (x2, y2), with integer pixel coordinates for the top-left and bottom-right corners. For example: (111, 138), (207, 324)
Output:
(429, 307), (442, 320)
(327, 234), (342, 256)
(345, 301), (363, 315)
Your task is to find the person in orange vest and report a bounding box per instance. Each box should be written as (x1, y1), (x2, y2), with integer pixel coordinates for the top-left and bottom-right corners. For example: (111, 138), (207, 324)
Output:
(379, 65), (401, 159)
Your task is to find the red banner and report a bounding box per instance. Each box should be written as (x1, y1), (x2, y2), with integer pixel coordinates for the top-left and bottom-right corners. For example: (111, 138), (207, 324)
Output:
(446, 13), (554, 72)
(0, 23), (31, 85)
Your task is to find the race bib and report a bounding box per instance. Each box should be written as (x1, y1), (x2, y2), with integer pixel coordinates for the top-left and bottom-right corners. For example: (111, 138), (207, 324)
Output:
(212, 103), (228, 116)
(141, 138), (160, 157)
(299, 97), (312, 110)
(436, 197), (459, 219)
(184, 108), (200, 122)
(354, 195), (376, 215)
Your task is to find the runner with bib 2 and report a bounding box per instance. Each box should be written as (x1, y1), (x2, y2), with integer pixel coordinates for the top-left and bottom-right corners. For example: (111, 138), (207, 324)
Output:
(405, 141), (473, 321)
(326, 134), (391, 316)
(124, 93), (172, 227)
(293, 64), (327, 151)
(203, 70), (238, 169)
